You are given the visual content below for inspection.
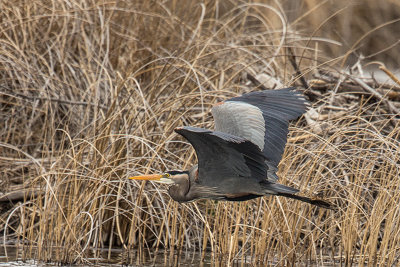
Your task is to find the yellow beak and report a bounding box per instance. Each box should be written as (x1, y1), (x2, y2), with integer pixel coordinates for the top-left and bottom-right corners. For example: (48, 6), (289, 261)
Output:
(129, 174), (175, 184)
(129, 174), (163, 181)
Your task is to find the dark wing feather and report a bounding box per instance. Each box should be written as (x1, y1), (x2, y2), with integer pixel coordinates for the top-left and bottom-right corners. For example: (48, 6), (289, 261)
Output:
(216, 87), (308, 167)
(175, 126), (267, 184)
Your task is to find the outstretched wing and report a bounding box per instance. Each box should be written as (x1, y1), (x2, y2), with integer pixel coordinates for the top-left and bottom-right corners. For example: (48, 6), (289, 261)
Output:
(212, 88), (308, 168)
(175, 126), (267, 185)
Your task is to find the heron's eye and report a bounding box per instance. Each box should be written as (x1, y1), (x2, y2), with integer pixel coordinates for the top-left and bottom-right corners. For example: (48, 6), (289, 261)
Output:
(165, 173), (170, 178)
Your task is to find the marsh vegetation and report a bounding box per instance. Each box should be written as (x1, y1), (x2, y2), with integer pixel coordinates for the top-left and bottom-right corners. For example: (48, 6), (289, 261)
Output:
(1, 0), (400, 265)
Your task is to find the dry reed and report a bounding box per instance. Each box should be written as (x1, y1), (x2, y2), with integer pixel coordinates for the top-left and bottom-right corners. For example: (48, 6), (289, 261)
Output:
(1, 0), (399, 266)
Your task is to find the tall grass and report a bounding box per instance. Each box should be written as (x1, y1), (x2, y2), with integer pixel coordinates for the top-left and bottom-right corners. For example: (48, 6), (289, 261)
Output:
(1, 0), (399, 265)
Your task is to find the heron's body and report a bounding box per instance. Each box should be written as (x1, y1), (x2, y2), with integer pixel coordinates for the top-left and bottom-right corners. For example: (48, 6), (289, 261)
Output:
(131, 88), (331, 208)
(168, 164), (293, 202)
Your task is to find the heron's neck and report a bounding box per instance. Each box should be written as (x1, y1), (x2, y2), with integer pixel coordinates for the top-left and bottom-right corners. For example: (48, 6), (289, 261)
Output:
(168, 180), (189, 202)
(167, 170), (192, 202)
(189, 165), (199, 180)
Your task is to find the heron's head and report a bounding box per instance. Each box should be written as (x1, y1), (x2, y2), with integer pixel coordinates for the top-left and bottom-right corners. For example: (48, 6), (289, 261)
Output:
(129, 170), (189, 185)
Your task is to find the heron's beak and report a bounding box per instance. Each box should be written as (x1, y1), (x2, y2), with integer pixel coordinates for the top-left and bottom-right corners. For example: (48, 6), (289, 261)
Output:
(129, 174), (175, 184)
(129, 174), (162, 181)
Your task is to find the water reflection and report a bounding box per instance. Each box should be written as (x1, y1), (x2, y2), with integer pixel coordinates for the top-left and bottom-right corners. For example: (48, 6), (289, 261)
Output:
(0, 246), (216, 266)
(0, 246), (308, 266)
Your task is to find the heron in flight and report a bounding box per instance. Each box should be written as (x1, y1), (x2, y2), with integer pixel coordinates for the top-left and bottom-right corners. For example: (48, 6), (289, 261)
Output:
(130, 88), (331, 208)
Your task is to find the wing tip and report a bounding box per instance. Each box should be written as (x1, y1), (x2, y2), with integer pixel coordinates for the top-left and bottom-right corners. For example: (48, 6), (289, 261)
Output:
(174, 126), (183, 132)
(175, 126), (212, 135)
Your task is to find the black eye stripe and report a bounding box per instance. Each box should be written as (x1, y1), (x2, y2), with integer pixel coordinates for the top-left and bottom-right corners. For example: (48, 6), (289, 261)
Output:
(166, 170), (182, 175)
(166, 170), (189, 175)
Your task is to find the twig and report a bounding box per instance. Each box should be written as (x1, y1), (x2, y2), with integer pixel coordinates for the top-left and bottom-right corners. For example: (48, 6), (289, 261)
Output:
(246, 73), (269, 91)
(0, 188), (43, 202)
(349, 76), (400, 115)
(288, 47), (309, 90)
(0, 89), (108, 110)
(379, 65), (400, 87)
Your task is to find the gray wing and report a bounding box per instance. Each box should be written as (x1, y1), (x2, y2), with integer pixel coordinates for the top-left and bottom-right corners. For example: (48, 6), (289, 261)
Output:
(212, 88), (308, 171)
(175, 126), (267, 184)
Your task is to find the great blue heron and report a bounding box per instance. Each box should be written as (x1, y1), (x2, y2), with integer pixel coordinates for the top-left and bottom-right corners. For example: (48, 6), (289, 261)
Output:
(130, 88), (331, 208)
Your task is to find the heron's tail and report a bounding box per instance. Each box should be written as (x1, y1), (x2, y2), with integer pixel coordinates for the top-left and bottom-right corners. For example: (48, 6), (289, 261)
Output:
(264, 183), (333, 209)
(276, 192), (333, 209)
